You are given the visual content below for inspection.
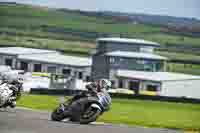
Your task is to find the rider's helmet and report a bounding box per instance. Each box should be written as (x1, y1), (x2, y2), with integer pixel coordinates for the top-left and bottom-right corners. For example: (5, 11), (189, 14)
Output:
(98, 79), (112, 91)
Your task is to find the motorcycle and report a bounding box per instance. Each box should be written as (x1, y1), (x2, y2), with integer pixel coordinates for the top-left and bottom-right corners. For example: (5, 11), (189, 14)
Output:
(0, 79), (23, 108)
(51, 90), (111, 124)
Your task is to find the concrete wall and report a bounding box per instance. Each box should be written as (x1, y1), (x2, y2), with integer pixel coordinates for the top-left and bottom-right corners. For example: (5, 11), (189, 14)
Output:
(91, 54), (110, 80)
(161, 80), (200, 99)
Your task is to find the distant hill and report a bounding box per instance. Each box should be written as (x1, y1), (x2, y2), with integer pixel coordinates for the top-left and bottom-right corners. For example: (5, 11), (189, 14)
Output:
(102, 11), (200, 35)
(1, 2), (200, 57)
(102, 11), (200, 26)
(1, 1), (199, 35)
(61, 9), (200, 36)
(1, 2), (200, 75)
(0, 2), (162, 39)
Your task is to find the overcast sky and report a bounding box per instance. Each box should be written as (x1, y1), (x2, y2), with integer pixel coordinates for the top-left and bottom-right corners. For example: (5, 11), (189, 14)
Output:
(1, 0), (200, 19)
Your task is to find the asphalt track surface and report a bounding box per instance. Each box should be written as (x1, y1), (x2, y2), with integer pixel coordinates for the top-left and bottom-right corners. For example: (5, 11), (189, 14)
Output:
(0, 108), (182, 133)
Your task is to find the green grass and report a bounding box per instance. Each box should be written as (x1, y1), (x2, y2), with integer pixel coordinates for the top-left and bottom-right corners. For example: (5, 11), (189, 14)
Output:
(1, 3), (200, 57)
(167, 63), (200, 75)
(0, 4), (160, 34)
(17, 94), (200, 130)
(144, 33), (200, 46)
(1, 3), (200, 46)
(0, 27), (93, 42)
(156, 51), (200, 75)
(156, 51), (200, 62)
(0, 34), (95, 55)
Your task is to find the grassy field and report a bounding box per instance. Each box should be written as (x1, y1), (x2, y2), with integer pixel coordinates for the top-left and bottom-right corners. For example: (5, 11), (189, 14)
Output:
(167, 63), (200, 76)
(0, 4), (160, 34)
(156, 51), (200, 62)
(0, 34), (95, 56)
(17, 94), (200, 131)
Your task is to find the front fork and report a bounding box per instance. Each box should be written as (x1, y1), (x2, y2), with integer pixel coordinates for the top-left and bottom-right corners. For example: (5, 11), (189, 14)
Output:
(58, 103), (65, 112)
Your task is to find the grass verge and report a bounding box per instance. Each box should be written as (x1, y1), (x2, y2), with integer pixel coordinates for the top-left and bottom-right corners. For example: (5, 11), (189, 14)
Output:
(17, 94), (200, 131)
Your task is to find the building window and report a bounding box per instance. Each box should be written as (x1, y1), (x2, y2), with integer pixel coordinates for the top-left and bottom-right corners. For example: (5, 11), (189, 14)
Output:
(146, 85), (158, 92)
(62, 69), (71, 75)
(129, 80), (140, 95)
(20, 61), (28, 71)
(78, 72), (83, 79)
(129, 81), (140, 90)
(140, 46), (153, 53)
(47, 66), (57, 74)
(86, 76), (91, 82)
(34, 64), (42, 72)
(155, 61), (164, 72)
(5, 58), (13, 67)
(118, 79), (124, 88)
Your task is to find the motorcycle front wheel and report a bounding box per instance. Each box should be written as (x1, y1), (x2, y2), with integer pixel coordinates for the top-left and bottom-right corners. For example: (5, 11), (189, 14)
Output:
(51, 107), (66, 121)
(79, 105), (102, 124)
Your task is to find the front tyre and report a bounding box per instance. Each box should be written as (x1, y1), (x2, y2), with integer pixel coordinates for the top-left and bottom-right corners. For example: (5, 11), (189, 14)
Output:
(79, 108), (101, 124)
(51, 108), (65, 121)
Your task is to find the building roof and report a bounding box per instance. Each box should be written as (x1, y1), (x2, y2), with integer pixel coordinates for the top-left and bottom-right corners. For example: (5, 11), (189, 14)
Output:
(18, 53), (92, 67)
(97, 37), (160, 46)
(117, 70), (200, 82)
(105, 51), (167, 60)
(0, 47), (58, 55)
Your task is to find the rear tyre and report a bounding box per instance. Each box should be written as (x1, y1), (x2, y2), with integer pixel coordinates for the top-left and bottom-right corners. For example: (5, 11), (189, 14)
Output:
(69, 97), (102, 124)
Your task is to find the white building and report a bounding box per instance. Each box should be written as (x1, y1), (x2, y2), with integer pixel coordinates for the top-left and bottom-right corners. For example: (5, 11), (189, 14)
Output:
(0, 47), (58, 68)
(0, 47), (91, 81)
(92, 37), (200, 99)
(117, 70), (200, 99)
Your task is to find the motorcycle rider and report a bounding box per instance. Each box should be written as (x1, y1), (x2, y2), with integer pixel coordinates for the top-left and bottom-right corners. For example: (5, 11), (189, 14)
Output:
(59, 79), (112, 115)
(69, 79), (111, 103)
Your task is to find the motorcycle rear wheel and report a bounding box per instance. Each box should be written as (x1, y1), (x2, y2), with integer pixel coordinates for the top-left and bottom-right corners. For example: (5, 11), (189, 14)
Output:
(68, 97), (102, 124)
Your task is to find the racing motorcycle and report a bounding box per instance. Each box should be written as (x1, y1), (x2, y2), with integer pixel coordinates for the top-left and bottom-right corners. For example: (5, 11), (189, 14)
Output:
(0, 79), (23, 108)
(51, 90), (111, 124)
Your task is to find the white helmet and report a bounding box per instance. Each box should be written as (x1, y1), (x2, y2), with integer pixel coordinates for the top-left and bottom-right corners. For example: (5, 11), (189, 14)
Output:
(98, 79), (112, 90)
